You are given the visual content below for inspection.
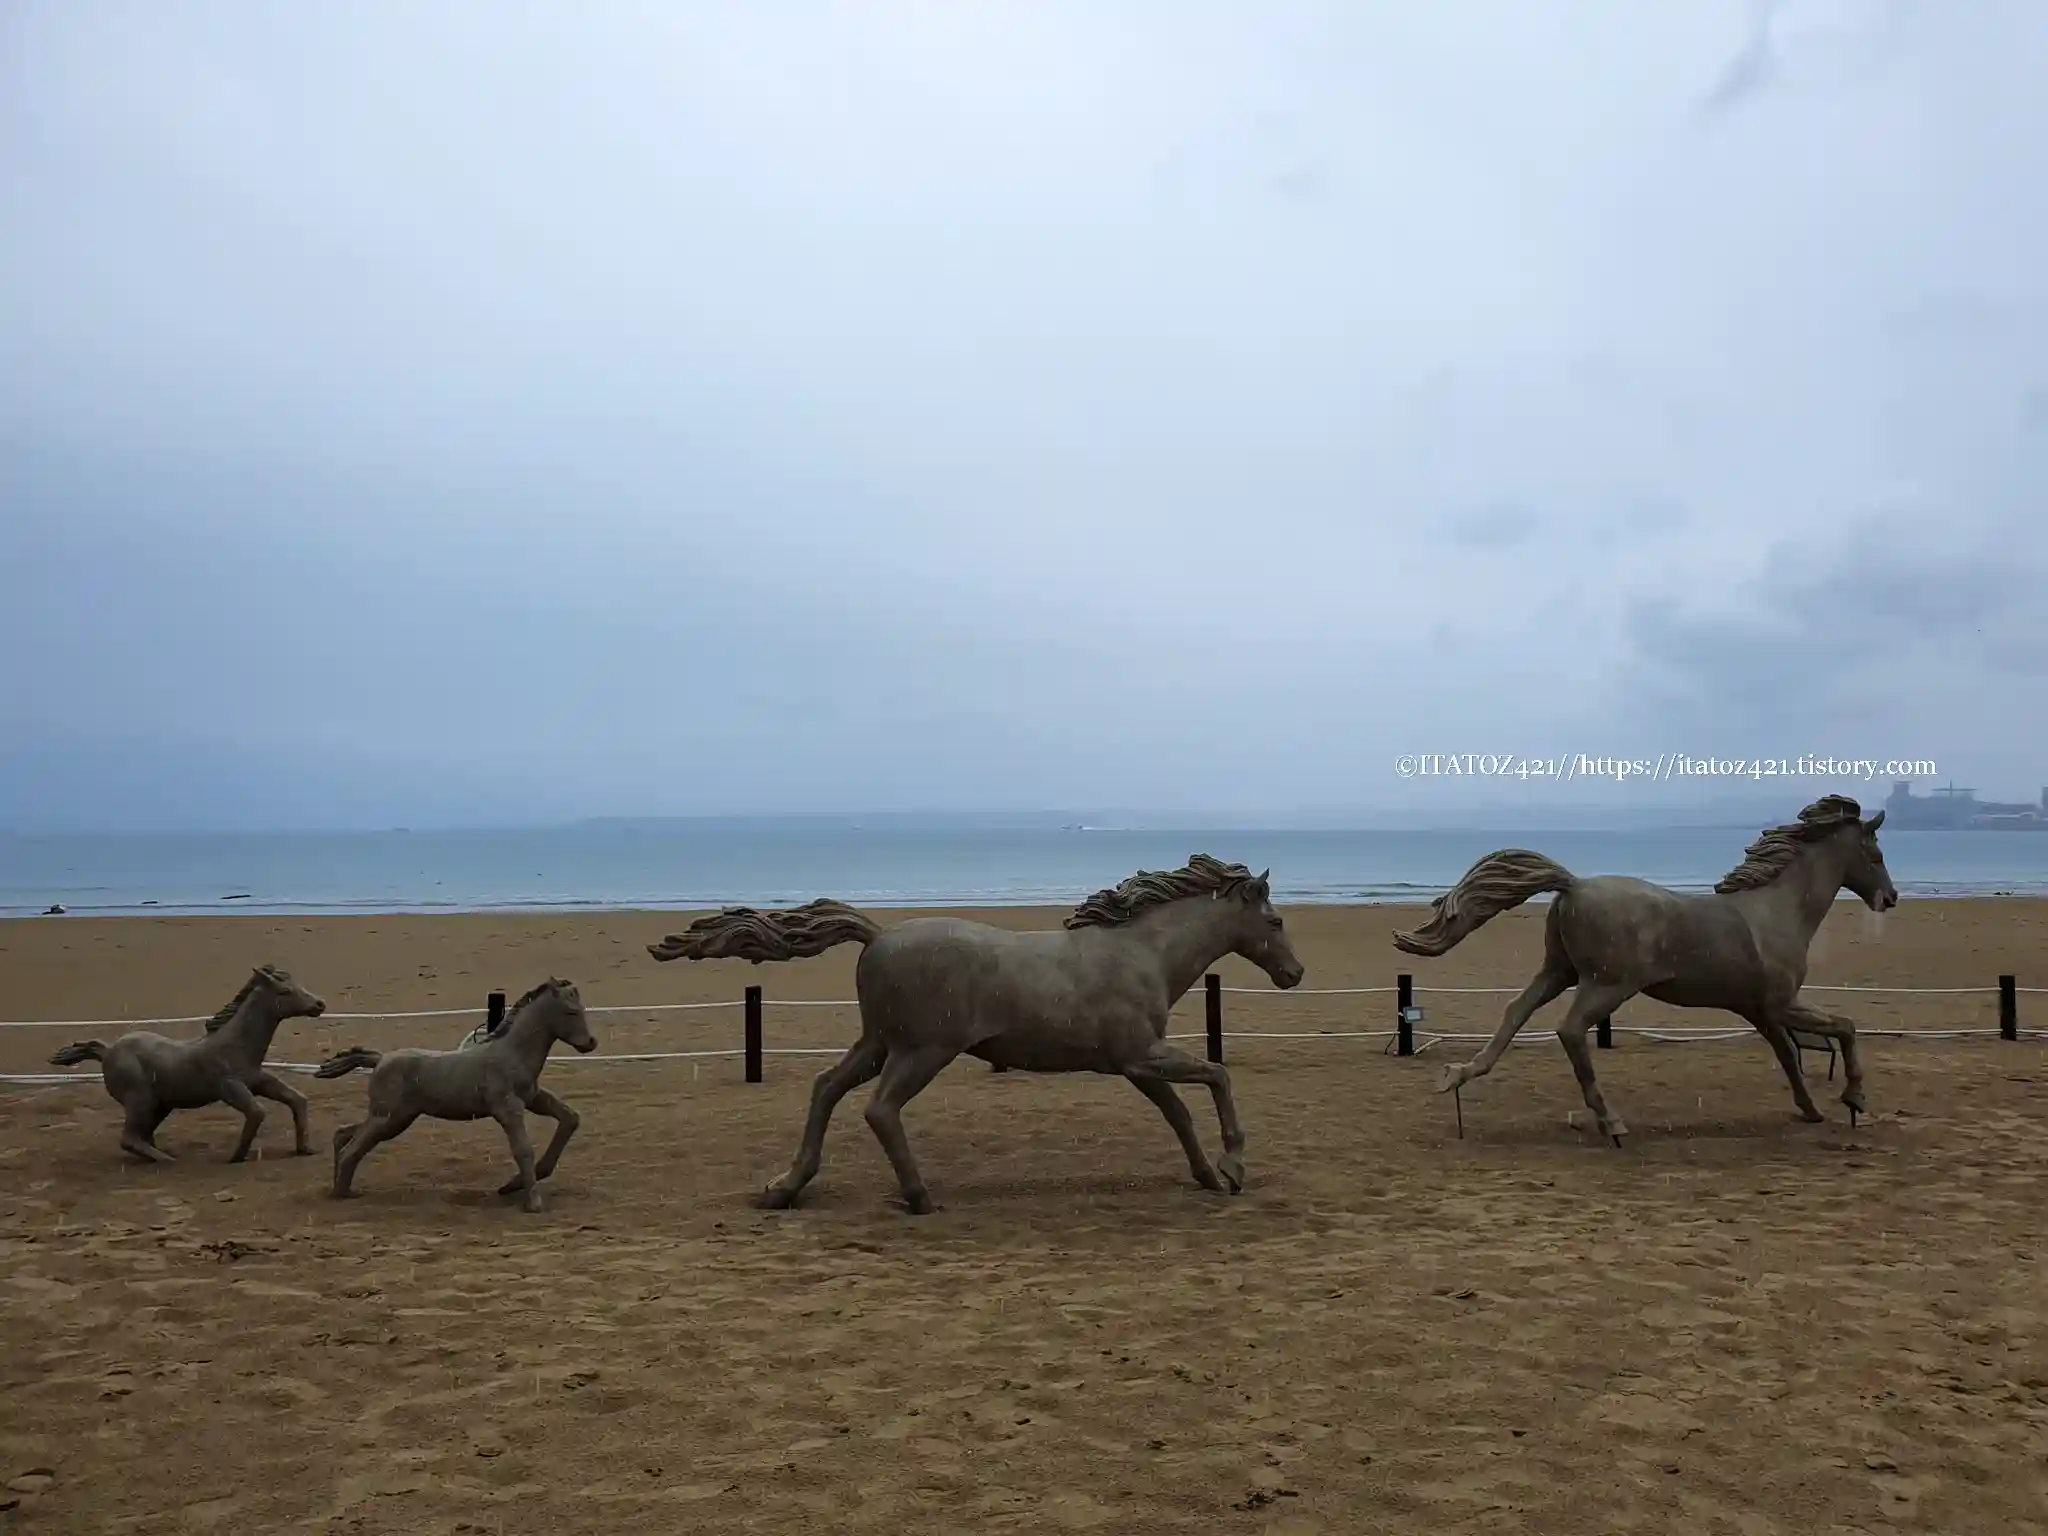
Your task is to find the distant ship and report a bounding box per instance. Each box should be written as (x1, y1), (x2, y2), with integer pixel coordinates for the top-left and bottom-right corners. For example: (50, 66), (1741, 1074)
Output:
(1882, 780), (2048, 831)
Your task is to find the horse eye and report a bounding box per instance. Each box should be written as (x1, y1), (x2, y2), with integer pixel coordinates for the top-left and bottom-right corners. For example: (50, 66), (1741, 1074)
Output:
(1266, 914), (1284, 930)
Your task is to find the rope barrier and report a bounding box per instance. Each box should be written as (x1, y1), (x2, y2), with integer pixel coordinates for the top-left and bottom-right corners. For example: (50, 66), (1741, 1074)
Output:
(0, 979), (2007, 1030)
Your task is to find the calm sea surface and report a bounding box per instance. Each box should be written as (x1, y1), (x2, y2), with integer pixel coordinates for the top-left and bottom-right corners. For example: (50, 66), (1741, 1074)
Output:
(3, 824), (2045, 918)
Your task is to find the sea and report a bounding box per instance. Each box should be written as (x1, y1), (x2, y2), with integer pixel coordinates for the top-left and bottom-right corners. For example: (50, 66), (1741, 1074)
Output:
(4, 822), (2046, 918)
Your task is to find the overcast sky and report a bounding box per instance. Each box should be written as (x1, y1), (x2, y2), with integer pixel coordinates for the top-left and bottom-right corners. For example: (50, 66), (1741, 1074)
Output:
(4, 1), (2045, 831)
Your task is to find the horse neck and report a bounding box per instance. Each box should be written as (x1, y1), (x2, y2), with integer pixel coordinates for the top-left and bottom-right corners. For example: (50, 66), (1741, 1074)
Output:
(212, 995), (288, 1063)
(1743, 837), (1852, 947)
(1129, 897), (1246, 1003)
(498, 1001), (560, 1074)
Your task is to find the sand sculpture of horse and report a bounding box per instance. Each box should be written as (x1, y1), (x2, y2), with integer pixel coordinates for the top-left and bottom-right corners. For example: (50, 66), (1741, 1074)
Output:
(647, 854), (1306, 1214)
(48, 966), (329, 1163)
(1392, 795), (1897, 1143)
(317, 978), (595, 1212)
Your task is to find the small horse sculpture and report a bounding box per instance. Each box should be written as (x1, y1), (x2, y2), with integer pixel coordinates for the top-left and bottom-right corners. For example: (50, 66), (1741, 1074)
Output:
(1392, 795), (1898, 1142)
(648, 854), (1305, 1214)
(48, 966), (328, 1163)
(318, 978), (595, 1212)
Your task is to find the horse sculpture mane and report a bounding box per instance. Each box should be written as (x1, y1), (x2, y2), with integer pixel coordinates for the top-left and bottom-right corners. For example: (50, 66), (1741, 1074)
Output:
(1064, 853), (1257, 930)
(203, 969), (274, 1034)
(1713, 795), (1865, 894)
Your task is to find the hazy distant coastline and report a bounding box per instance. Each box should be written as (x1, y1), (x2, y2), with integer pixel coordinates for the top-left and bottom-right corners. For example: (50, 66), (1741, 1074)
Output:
(6, 821), (2046, 919)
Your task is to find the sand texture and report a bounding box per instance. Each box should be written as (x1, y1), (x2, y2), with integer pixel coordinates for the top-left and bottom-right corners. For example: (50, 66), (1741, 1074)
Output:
(2, 898), (2046, 1533)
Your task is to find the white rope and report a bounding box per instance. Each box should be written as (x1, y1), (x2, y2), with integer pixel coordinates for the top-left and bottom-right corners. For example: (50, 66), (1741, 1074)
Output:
(1219, 985), (1396, 996)
(0, 977), (2021, 1031)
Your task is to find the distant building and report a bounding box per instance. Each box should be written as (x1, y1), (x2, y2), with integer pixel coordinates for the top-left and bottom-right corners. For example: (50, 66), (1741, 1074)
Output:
(1882, 780), (2048, 831)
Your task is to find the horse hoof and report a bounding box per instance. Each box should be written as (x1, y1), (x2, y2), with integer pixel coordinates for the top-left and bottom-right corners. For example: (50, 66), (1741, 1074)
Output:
(1608, 1134), (1625, 1149)
(755, 1184), (799, 1210)
(1217, 1155), (1246, 1194)
(901, 1193), (935, 1216)
(1434, 1068), (1463, 1094)
(1799, 1108), (1826, 1124)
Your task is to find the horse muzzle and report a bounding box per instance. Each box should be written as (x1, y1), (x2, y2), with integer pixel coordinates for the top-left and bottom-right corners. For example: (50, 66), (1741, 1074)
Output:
(572, 1038), (597, 1054)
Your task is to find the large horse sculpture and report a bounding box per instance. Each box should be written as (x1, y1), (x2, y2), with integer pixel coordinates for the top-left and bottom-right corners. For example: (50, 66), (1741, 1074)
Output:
(1392, 795), (1897, 1143)
(648, 854), (1305, 1213)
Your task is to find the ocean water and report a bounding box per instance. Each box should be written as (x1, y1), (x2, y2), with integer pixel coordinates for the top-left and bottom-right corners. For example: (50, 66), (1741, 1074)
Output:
(3, 824), (2045, 918)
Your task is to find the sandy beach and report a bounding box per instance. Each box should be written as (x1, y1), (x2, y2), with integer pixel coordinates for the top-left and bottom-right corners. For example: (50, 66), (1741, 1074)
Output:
(3, 898), (2045, 1532)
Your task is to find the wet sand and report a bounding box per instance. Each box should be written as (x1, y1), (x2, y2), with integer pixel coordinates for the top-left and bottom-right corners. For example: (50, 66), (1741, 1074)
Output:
(2, 899), (2045, 1533)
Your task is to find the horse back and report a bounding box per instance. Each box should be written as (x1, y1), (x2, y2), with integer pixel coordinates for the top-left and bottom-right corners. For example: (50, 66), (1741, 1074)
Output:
(859, 918), (1162, 1060)
(368, 1045), (524, 1119)
(1559, 876), (1767, 1008)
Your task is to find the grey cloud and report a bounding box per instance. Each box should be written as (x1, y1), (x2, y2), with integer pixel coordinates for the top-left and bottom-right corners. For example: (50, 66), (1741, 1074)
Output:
(3, 1), (2046, 826)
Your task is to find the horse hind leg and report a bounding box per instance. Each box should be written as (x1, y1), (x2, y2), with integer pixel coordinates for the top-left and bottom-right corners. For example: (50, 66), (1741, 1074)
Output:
(760, 1034), (884, 1210)
(119, 1097), (175, 1163)
(862, 1044), (958, 1215)
(1555, 984), (1636, 1144)
(1439, 954), (1576, 1094)
(331, 1112), (413, 1198)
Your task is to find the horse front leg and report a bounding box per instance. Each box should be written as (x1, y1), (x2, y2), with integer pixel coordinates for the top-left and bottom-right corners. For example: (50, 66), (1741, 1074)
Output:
(499, 1088), (580, 1195)
(1780, 1002), (1868, 1122)
(490, 1100), (543, 1212)
(1745, 1016), (1825, 1122)
(1122, 1070), (1226, 1193)
(1131, 1045), (1246, 1192)
(218, 1079), (267, 1163)
(252, 1070), (315, 1155)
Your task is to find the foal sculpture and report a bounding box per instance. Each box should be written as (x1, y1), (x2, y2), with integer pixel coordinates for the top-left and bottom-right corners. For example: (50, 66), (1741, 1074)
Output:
(48, 966), (328, 1163)
(1393, 795), (1897, 1142)
(648, 854), (1305, 1214)
(318, 978), (595, 1213)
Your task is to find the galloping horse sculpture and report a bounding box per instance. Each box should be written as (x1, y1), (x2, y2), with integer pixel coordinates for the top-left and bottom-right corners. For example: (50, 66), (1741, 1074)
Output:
(49, 966), (329, 1163)
(318, 978), (595, 1212)
(648, 854), (1306, 1214)
(1392, 795), (1898, 1143)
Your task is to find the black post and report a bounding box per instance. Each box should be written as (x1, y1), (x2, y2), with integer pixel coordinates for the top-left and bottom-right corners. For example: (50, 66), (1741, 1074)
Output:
(1596, 1014), (1612, 1049)
(1396, 973), (1414, 1057)
(2000, 974), (2018, 1042)
(486, 990), (505, 1033)
(744, 984), (763, 1083)
(1205, 973), (1223, 1064)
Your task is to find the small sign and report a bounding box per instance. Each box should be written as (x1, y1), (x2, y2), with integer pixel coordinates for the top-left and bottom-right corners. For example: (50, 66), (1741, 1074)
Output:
(1399, 1005), (1425, 1024)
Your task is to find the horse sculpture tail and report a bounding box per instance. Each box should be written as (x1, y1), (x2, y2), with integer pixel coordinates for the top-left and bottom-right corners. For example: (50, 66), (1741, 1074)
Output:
(648, 898), (882, 964)
(314, 1046), (383, 1079)
(48, 1040), (107, 1067)
(1392, 850), (1576, 957)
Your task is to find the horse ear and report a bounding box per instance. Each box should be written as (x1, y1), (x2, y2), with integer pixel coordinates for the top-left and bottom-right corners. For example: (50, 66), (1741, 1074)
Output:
(1865, 808), (1885, 833)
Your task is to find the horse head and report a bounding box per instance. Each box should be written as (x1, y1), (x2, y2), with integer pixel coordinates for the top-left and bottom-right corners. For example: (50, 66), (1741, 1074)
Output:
(1839, 807), (1899, 912)
(1227, 868), (1306, 990)
(537, 979), (598, 1054)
